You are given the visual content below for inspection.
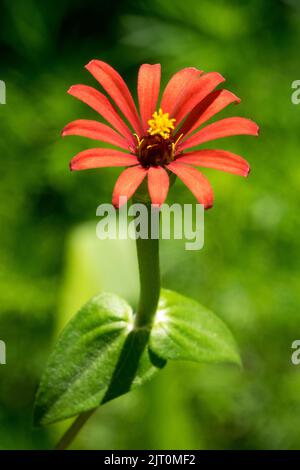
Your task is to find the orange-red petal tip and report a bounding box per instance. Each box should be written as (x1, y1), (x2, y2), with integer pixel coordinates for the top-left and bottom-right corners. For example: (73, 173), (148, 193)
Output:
(61, 124), (69, 137)
(250, 120), (260, 136)
(112, 195), (128, 209)
(85, 59), (94, 68)
(233, 94), (241, 104)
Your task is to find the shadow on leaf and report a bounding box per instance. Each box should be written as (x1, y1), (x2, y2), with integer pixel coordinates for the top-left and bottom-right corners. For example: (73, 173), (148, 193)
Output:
(102, 328), (166, 404)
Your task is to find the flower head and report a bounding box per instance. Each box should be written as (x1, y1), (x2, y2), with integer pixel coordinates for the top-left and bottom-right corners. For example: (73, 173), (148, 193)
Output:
(63, 61), (259, 208)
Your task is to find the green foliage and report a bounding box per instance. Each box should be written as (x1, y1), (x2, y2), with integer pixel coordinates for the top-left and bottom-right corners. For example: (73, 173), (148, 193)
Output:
(34, 292), (165, 426)
(151, 290), (240, 365)
(34, 288), (238, 427)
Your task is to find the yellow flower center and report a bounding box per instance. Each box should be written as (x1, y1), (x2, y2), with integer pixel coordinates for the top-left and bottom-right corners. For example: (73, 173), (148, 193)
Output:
(147, 108), (176, 140)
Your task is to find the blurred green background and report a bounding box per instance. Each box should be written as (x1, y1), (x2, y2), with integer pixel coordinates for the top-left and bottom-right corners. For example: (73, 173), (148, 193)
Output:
(1, 0), (300, 450)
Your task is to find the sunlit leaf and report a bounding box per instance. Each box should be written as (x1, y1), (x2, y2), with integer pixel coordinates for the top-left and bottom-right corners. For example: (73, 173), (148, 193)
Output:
(33, 292), (165, 426)
(150, 289), (241, 365)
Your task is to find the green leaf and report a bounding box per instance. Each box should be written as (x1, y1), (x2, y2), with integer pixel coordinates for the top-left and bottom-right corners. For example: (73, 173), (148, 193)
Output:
(150, 289), (241, 366)
(33, 292), (165, 427)
(34, 289), (240, 427)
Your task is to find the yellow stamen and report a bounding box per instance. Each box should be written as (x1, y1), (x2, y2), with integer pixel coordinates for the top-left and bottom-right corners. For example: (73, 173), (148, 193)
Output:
(174, 133), (184, 147)
(147, 108), (176, 139)
(147, 144), (158, 150)
(134, 133), (144, 147)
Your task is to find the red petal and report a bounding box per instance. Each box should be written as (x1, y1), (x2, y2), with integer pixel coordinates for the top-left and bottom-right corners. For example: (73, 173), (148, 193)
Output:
(147, 166), (169, 206)
(68, 85), (134, 145)
(167, 162), (214, 209)
(112, 166), (147, 207)
(85, 60), (143, 135)
(62, 120), (130, 150)
(179, 117), (259, 151)
(177, 89), (240, 138)
(138, 64), (161, 133)
(70, 149), (139, 171)
(160, 67), (203, 116)
(173, 72), (225, 126)
(176, 149), (250, 177)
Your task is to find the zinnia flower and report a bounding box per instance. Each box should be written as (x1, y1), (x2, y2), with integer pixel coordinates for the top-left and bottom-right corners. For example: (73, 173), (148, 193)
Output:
(63, 61), (259, 208)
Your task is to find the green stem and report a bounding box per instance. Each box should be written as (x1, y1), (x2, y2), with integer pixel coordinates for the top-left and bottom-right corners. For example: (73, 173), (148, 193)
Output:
(134, 204), (160, 328)
(55, 409), (95, 450)
(55, 202), (160, 449)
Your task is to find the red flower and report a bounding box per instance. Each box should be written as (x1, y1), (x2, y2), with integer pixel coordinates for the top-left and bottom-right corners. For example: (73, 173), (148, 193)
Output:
(63, 61), (259, 208)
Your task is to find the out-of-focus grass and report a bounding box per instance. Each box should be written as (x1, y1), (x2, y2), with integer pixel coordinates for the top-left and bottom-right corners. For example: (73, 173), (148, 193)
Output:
(0, 0), (300, 449)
